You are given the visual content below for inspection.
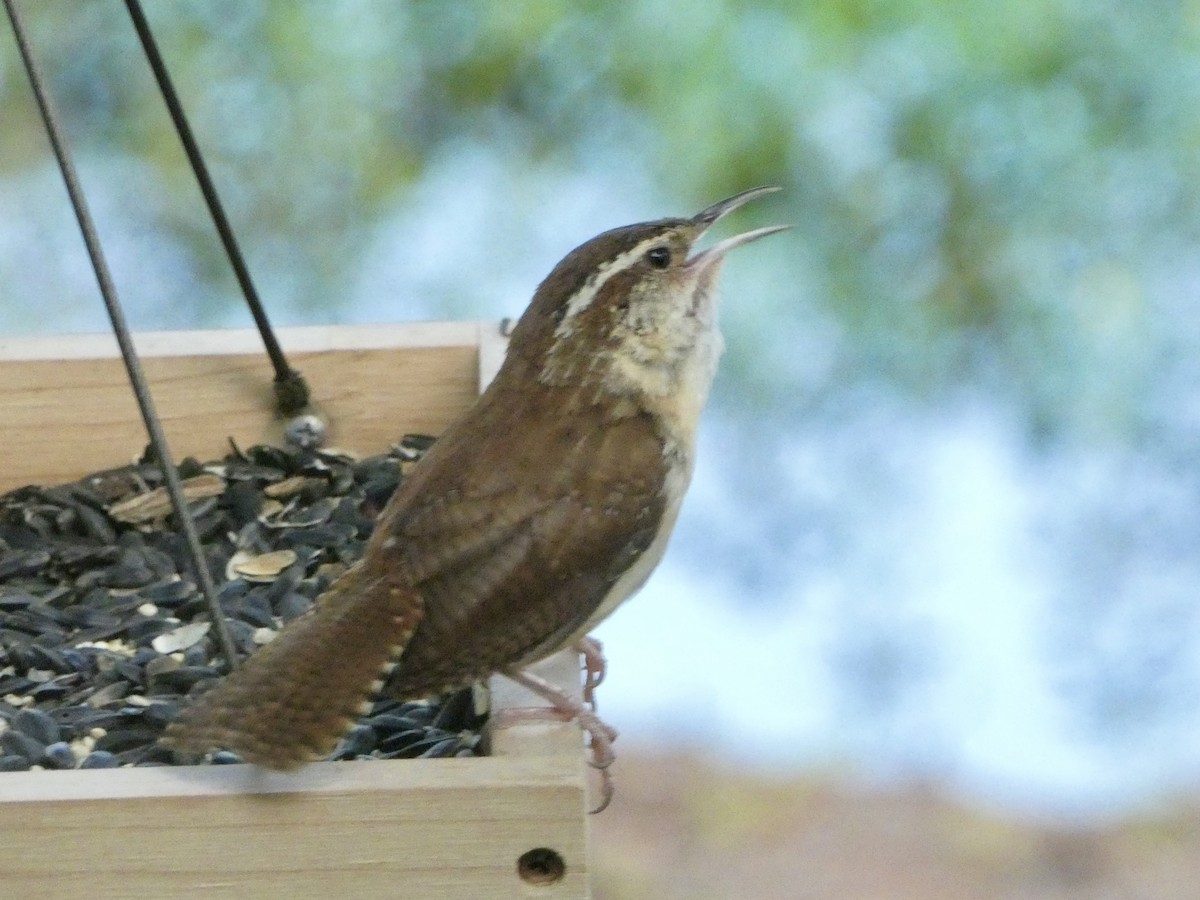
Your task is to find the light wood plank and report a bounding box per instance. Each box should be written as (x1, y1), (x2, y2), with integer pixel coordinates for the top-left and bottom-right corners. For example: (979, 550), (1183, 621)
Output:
(0, 326), (479, 493)
(0, 321), (484, 360)
(0, 758), (587, 900)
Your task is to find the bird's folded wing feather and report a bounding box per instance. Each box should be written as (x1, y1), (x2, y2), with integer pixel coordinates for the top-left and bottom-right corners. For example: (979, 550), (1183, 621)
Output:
(383, 482), (663, 697)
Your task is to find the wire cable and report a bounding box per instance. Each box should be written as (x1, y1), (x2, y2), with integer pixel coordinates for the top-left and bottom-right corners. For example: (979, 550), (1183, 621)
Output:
(125, 0), (309, 415)
(3, 0), (240, 673)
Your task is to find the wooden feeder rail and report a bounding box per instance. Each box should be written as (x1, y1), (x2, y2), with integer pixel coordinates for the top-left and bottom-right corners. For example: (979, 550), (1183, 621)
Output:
(0, 323), (590, 899)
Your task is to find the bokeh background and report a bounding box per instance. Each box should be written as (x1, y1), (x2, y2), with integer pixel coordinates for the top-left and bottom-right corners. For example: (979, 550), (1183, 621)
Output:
(3, 2), (1200, 896)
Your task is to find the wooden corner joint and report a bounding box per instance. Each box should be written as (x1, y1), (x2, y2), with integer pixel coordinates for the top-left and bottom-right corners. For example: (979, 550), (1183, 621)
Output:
(485, 649), (586, 761)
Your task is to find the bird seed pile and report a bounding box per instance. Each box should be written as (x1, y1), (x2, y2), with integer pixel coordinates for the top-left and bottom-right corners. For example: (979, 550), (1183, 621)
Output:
(0, 435), (484, 773)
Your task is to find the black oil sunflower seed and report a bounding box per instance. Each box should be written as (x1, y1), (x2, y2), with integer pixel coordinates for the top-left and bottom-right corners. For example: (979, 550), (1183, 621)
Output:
(0, 437), (482, 774)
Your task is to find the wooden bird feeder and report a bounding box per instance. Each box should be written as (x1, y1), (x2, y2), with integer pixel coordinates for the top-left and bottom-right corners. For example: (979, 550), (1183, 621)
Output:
(0, 324), (592, 899)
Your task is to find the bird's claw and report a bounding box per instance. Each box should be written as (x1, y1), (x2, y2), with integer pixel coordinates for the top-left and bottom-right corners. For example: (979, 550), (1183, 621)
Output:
(576, 636), (607, 709)
(502, 665), (619, 813)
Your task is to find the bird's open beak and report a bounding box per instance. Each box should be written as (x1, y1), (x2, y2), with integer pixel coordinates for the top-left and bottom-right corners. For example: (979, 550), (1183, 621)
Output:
(687, 186), (790, 269)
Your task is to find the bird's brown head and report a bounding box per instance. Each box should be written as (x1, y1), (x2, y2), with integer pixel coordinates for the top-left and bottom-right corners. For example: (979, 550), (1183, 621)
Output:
(504, 186), (788, 401)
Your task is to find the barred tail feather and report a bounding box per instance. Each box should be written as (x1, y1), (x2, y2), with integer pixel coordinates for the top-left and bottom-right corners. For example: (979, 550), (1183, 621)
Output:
(162, 568), (424, 770)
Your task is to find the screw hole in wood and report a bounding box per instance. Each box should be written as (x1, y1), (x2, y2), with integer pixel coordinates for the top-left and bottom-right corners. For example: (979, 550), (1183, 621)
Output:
(517, 847), (566, 885)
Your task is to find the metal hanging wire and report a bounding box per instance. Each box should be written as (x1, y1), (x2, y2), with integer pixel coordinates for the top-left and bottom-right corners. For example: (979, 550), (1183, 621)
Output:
(3, 0), (240, 673)
(124, 0), (310, 416)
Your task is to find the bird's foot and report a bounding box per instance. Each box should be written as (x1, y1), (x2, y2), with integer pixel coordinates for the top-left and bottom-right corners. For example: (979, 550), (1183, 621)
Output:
(500, 667), (619, 813)
(575, 635), (606, 709)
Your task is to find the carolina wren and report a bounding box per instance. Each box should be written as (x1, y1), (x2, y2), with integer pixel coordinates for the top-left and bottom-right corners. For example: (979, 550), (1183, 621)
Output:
(163, 187), (787, 801)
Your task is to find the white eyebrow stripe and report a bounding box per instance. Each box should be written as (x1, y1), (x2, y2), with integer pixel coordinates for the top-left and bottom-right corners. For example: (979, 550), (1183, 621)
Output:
(553, 235), (666, 338)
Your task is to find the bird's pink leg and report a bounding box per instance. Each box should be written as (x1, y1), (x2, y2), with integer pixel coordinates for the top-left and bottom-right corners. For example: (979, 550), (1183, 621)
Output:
(575, 636), (606, 709)
(497, 666), (619, 813)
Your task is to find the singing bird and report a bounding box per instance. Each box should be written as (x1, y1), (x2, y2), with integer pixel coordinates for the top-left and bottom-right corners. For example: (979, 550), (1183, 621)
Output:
(163, 187), (787, 805)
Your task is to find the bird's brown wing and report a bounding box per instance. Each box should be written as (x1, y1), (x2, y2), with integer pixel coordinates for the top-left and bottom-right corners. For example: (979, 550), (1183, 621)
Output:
(381, 412), (669, 699)
(161, 560), (424, 768)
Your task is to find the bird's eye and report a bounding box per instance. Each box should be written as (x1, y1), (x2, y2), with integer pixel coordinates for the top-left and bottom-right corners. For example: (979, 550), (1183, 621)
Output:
(645, 246), (671, 269)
